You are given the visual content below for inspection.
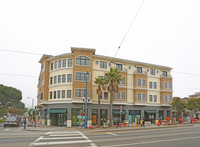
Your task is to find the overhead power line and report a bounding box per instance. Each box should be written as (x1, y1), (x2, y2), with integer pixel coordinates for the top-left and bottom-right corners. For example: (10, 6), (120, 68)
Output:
(114, 0), (145, 58)
(172, 71), (200, 77)
(0, 73), (38, 78)
(0, 48), (43, 55)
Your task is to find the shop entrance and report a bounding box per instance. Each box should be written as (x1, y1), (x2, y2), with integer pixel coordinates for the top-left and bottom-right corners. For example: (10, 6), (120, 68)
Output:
(144, 110), (157, 123)
(51, 113), (65, 126)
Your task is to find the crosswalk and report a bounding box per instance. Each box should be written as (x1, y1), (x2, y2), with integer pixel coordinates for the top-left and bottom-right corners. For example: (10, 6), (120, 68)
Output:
(29, 130), (97, 147)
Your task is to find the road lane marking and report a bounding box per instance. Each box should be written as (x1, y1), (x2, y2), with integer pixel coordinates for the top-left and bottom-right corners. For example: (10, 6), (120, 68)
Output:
(104, 132), (118, 136)
(90, 143), (98, 147)
(41, 136), (84, 140)
(49, 133), (80, 137)
(30, 140), (92, 146)
(100, 135), (200, 147)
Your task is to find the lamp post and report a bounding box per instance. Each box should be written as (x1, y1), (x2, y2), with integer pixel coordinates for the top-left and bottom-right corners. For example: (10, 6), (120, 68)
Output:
(85, 71), (89, 129)
(27, 97), (35, 127)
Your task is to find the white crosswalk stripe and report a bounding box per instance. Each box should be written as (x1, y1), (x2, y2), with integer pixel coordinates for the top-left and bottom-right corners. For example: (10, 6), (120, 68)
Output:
(29, 130), (96, 147)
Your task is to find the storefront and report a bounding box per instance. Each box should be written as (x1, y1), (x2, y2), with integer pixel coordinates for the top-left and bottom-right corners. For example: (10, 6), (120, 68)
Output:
(46, 109), (67, 126)
(71, 108), (85, 126)
(144, 110), (157, 123)
(92, 109), (108, 125)
(159, 111), (164, 120)
(113, 109), (127, 125)
(129, 110), (141, 124)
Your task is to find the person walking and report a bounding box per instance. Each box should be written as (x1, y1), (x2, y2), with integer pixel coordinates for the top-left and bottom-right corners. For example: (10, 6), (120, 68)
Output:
(142, 118), (145, 128)
(20, 117), (23, 127)
(23, 118), (27, 129)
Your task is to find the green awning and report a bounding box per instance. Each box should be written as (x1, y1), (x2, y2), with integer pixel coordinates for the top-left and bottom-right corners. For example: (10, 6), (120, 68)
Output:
(112, 110), (127, 115)
(145, 110), (157, 114)
(46, 109), (67, 114)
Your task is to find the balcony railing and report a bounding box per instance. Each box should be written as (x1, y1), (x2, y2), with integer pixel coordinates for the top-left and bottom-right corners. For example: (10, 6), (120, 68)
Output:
(133, 70), (147, 75)
(160, 74), (172, 78)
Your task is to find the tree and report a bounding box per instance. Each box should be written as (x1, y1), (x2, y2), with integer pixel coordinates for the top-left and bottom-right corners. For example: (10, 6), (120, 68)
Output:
(0, 84), (26, 117)
(94, 76), (105, 127)
(105, 67), (122, 127)
(187, 98), (200, 119)
(171, 97), (187, 120)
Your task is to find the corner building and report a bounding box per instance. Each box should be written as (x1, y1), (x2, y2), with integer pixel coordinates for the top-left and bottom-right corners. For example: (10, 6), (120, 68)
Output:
(37, 47), (173, 127)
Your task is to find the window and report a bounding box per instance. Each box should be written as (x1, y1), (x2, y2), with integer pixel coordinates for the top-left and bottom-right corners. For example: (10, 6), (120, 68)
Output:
(58, 75), (61, 83)
(160, 82), (162, 89)
(142, 93), (146, 101)
(62, 90), (65, 98)
(62, 74), (66, 83)
(54, 91), (56, 99)
(54, 76), (57, 84)
(153, 82), (157, 89)
(76, 56), (90, 66)
(163, 71), (167, 77)
(68, 59), (72, 67)
(54, 61), (57, 69)
(122, 77), (126, 85)
(168, 95), (172, 102)
(40, 92), (43, 100)
(67, 74), (72, 82)
(50, 77), (53, 85)
(40, 78), (44, 87)
(75, 89), (90, 98)
(154, 95), (157, 102)
(67, 90), (72, 98)
(149, 81), (152, 88)
(137, 79), (141, 86)
(137, 93), (141, 101)
(164, 95), (168, 102)
(63, 59), (66, 67)
(58, 60), (62, 68)
(75, 72), (90, 81)
(137, 67), (142, 73)
(57, 90), (60, 98)
(121, 92), (126, 100)
(160, 95), (162, 102)
(104, 92), (108, 100)
(50, 62), (53, 70)
(41, 64), (45, 73)
(116, 64), (122, 70)
(164, 82), (167, 89)
(115, 92), (120, 100)
(95, 61), (99, 65)
(142, 79), (146, 87)
(149, 95), (153, 102)
(50, 92), (52, 99)
(100, 61), (107, 69)
(150, 69), (155, 75)
(168, 82), (172, 89)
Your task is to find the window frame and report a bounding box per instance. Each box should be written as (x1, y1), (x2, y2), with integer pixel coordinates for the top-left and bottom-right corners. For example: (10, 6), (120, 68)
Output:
(76, 56), (90, 66)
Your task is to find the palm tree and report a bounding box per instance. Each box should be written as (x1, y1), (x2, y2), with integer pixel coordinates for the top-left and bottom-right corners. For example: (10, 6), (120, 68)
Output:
(105, 67), (122, 127)
(94, 76), (105, 127)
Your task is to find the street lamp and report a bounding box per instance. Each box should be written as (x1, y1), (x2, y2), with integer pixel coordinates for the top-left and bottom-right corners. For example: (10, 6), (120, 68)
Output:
(85, 71), (89, 129)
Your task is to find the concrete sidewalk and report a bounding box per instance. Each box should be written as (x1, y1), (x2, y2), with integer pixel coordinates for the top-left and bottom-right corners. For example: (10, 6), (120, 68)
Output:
(26, 123), (193, 132)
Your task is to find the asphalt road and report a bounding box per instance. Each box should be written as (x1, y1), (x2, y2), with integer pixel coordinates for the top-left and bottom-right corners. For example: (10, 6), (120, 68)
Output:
(1, 125), (200, 147)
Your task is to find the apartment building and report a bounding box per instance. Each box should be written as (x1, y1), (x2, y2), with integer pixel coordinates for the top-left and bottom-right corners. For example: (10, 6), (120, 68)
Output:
(37, 47), (173, 127)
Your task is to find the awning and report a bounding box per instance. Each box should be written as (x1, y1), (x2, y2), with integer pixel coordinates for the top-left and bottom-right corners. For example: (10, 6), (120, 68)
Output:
(112, 110), (127, 115)
(46, 109), (67, 114)
(145, 110), (157, 114)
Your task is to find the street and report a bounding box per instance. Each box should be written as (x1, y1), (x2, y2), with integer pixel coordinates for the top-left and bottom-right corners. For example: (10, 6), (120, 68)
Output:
(1, 125), (200, 147)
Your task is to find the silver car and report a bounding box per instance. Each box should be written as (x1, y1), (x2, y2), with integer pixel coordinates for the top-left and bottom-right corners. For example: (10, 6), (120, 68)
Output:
(4, 117), (19, 127)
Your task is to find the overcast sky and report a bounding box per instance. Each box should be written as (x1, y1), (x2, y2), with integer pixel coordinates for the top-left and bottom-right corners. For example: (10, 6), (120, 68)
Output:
(0, 0), (200, 108)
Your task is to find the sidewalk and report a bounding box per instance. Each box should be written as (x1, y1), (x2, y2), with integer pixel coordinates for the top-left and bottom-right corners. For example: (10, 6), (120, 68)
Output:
(26, 123), (193, 132)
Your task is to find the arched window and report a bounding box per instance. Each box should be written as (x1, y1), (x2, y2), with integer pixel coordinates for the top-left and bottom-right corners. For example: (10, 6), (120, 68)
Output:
(76, 56), (90, 66)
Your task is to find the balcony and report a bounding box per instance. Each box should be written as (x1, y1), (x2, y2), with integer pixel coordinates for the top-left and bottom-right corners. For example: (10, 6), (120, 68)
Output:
(133, 70), (147, 75)
(160, 74), (172, 78)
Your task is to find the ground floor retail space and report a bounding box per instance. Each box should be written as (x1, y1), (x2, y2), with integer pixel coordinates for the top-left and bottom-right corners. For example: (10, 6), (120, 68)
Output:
(39, 103), (171, 127)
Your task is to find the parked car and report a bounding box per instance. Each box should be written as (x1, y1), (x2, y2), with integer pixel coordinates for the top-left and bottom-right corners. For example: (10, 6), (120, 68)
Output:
(4, 117), (19, 127)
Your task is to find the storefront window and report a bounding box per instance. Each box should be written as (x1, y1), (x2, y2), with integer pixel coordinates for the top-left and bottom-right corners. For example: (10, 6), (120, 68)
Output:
(71, 108), (85, 126)
(129, 110), (141, 124)
(159, 111), (164, 120)
(92, 109), (108, 125)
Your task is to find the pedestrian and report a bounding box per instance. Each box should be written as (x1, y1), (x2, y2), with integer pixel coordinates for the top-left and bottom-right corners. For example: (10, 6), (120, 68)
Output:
(20, 117), (23, 127)
(142, 118), (145, 128)
(23, 118), (27, 129)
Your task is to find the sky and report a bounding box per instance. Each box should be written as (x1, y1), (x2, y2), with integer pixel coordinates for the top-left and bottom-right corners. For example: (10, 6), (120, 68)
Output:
(0, 0), (200, 108)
